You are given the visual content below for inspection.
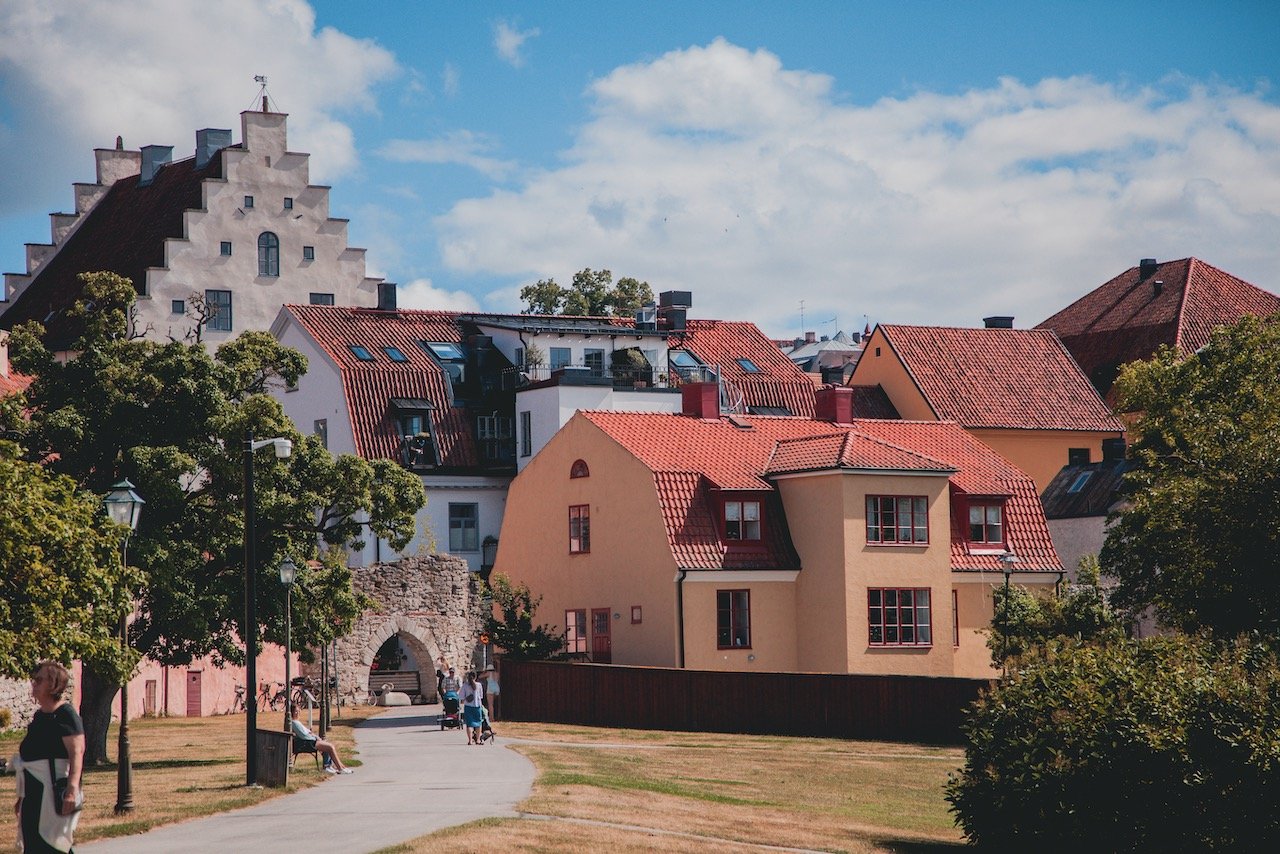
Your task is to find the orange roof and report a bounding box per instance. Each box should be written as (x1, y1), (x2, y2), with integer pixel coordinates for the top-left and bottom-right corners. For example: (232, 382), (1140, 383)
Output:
(678, 320), (816, 417)
(581, 410), (1061, 572)
(0, 370), (31, 397)
(1037, 257), (1280, 399)
(873, 325), (1123, 432)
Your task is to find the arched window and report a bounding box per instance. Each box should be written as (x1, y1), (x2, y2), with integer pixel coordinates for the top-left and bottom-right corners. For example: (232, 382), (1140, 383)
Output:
(257, 232), (280, 277)
(570, 459), (590, 479)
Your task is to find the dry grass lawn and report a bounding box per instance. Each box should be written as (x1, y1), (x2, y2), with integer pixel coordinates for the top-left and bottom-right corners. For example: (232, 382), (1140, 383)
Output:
(381, 721), (967, 853)
(0, 703), (380, 843)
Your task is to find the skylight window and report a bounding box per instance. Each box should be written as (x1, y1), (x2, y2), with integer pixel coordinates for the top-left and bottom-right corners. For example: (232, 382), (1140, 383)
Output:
(1067, 472), (1093, 494)
(668, 349), (702, 369)
(423, 341), (465, 360)
(736, 358), (762, 373)
(349, 345), (375, 361)
(384, 346), (409, 363)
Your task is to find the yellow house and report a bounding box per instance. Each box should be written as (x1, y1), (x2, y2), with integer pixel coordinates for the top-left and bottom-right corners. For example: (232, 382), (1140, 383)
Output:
(493, 384), (1062, 679)
(847, 324), (1125, 492)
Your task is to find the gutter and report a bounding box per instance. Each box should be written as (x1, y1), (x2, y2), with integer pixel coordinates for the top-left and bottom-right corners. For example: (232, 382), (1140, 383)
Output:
(675, 569), (687, 668)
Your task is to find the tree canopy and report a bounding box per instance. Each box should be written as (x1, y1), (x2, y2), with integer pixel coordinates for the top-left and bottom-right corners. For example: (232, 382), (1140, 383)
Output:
(519, 268), (654, 317)
(482, 573), (564, 661)
(1102, 314), (1280, 636)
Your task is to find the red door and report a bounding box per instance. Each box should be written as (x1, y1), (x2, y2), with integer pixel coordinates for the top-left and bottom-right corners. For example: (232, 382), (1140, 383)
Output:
(185, 670), (202, 717)
(590, 608), (612, 663)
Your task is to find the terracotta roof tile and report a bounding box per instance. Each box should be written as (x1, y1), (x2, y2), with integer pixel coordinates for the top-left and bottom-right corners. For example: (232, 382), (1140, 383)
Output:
(766, 432), (954, 476)
(677, 320), (816, 417)
(875, 325), (1123, 432)
(849, 384), (900, 419)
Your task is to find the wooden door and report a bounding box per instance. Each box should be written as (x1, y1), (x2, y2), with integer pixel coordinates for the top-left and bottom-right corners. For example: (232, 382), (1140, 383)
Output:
(590, 608), (612, 663)
(144, 680), (158, 716)
(185, 670), (202, 717)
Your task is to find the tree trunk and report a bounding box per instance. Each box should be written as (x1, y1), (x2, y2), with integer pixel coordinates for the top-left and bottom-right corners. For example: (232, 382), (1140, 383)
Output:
(79, 663), (120, 766)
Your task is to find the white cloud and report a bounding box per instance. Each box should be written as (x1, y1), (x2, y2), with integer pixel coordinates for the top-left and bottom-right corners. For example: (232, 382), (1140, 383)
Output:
(435, 39), (1280, 334)
(441, 62), (460, 98)
(0, 0), (397, 217)
(378, 131), (515, 179)
(398, 277), (482, 312)
(493, 19), (539, 68)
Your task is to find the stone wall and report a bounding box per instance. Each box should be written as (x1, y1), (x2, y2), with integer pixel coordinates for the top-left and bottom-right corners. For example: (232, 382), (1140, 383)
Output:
(0, 675), (35, 729)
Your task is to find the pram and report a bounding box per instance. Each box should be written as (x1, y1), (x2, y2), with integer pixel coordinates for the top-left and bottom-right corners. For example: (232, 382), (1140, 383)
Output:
(440, 690), (461, 729)
(478, 705), (496, 744)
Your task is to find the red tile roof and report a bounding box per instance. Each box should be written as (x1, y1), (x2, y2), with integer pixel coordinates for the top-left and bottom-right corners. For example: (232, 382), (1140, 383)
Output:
(1036, 257), (1280, 399)
(0, 370), (31, 397)
(677, 320), (816, 417)
(849, 384), (900, 419)
(1, 155), (221, 348)
(872, 325), (1123, 432)
(582, 411), (1061, 573)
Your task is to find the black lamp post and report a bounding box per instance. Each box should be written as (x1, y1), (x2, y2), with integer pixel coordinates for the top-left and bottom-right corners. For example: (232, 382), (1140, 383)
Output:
(279, 557), (297, 733)
(998, 552), (1018, 677)
(243, 433), (292, 786)
(103, 479), (144, 815)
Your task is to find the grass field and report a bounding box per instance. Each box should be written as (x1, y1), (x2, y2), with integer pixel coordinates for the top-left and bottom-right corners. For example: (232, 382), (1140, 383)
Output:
(379, 721), (967, 853)
(0, 703), (379, 843)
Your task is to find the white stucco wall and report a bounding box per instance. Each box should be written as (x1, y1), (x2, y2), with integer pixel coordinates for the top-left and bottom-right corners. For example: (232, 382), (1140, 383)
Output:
(273, 314), (357, 456)
(515, 383), (682, 472)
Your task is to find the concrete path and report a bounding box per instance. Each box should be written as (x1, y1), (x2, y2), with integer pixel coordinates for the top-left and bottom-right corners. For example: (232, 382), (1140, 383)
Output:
(81, 704), (535, 854)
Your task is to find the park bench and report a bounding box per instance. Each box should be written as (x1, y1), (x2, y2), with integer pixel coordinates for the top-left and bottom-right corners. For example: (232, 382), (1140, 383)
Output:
(367, 670), (425, 703)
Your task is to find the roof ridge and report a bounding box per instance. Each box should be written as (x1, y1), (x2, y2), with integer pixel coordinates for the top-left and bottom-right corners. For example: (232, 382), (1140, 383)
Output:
(1173, 257), (1197, 351)
(844, 429), (956, 470)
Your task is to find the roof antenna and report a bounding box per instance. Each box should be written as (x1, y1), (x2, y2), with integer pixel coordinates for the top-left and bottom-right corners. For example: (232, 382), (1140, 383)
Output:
(799, 299), (805, 335)
(253, 75), (271, 112)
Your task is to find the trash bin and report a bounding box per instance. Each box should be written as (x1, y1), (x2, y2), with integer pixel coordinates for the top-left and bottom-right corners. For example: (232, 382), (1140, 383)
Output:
(255, 729), (291, 787)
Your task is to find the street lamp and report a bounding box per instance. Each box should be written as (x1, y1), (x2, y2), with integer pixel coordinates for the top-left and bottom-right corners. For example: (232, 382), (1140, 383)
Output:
(279, 557), (297, 733)
(243, 433), (292, 786)
(998, 552), (1018, 677)
(103, 479), (144, 815)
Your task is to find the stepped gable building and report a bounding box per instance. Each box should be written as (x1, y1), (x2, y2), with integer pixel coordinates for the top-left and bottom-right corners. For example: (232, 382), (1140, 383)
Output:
(847, 322), (1125, 492)
(1, 103), (386, 351)
(1037, 257), (1280, 403)
(492, 384), (1061, 678)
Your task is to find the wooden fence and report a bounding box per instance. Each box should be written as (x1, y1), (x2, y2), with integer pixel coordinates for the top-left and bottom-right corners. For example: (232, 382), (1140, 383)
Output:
(500, 659), (991, 744)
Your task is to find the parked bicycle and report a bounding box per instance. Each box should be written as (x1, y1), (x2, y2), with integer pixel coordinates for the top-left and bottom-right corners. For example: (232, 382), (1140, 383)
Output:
(290, 676), (318, 710)
(257, 680), (287, 712)
(231, 684), (247, 713)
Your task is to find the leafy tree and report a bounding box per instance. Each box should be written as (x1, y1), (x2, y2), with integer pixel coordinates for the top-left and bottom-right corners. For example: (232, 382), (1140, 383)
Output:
(1103, 314), (1280, 636)
(519, 268), (654, 317)
(7, 272), (426, 762)
(482, 573), (564, 661)
(947, 634), (1280, 851)
(0, 444), (141, 683)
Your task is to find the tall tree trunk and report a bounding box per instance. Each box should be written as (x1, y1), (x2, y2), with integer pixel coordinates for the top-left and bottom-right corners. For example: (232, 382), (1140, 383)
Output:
(79, 663), (120, 766)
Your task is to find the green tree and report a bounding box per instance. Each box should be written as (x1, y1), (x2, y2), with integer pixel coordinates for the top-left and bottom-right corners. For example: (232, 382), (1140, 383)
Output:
(519, 268), (654, 317)
(482, 573), (564, 661)
(0, 444), (141, 683)
(8, 272), (426, 762)
(1102, 314), (1280, 636)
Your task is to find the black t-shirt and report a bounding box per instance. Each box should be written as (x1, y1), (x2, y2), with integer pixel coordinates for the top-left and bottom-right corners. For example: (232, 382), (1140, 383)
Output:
(19, 704), (84, 761)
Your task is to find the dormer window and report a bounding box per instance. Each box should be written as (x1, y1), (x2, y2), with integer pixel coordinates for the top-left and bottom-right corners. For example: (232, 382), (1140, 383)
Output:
(967, 500), (1005, 545)
(724, 499), (761, 541)
(668, 349), (707, 383)
(421, 341), (467, 401)
(393, 398), (439, 471)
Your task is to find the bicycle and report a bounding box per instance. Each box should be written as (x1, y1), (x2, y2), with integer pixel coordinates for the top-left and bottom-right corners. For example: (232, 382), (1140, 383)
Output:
(258, 680), (287, 712)
(231, 684), (247, 714)
(290, 676), (318, 710)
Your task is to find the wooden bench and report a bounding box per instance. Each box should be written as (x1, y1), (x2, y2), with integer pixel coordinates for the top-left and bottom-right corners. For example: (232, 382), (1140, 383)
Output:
(367, 670), (426, 703)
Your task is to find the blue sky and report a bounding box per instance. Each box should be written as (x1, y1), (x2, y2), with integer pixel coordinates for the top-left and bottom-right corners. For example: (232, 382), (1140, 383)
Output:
(1, 1), (1277, 336)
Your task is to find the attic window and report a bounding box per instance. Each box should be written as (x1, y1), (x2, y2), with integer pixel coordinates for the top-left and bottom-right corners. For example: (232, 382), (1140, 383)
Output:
(570, 459), (590, 478)
(736, 358), (761, 373)
(393, 398), (440, 471)
(1067, 472), (1093, 494)
(244, 195), (254, 209)
(421, 341), (467, 400)
(220, 241), (232, 256)
(349, 345), (375, 361)
(384, 346), (409, 363)
(424, 341), (464, 360)
(283, 197), (293, 210)
(668, 348), (708, 382)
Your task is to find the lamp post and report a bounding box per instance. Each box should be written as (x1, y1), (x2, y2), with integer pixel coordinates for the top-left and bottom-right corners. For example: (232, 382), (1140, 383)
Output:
(103, 479), (144, 815)
(998, 552), (1018, 677)
(243, 433), (292, 786)
(278, 557), (297, 733)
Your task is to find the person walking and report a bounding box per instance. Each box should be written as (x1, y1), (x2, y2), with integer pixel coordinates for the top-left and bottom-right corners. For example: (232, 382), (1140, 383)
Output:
(12, 660), (85, 853)
(460, 672), (485, 745)
(482, 666), (500, 722)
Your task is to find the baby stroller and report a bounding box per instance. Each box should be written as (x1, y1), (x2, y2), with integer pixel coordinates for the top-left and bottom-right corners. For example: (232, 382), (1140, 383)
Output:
(478, 706), (496, 744)
(440, 690), (461, 730)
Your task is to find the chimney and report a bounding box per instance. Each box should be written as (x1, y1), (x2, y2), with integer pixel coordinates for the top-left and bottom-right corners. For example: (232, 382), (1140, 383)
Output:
(983, 316), (1014, 329)
(0, 330), (9, 378)
(94, 140), (141, 186)
(682, 382), (720, 420)
(804, 331), (816, 344)
(1102, 437), (1126, 462)
(377, 282), (397, 311)
(195, 128), (233, 169)
(139, 144), (173, 186)
(814, 385), (854, 424)
(1139, 258), (1158, 279)
(657, 290), (691, 332)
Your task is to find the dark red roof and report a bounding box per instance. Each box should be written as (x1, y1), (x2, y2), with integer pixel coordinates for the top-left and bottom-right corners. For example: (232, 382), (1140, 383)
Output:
(0, 369), (31, 397)
(1037, 258), (1280, 398)
(873, 325), (1123, 432)
(1, 155), (221, 348)
(849, 384), (900, 419)
(582, 411), (1061, 572)
(677, 320), (816, 417)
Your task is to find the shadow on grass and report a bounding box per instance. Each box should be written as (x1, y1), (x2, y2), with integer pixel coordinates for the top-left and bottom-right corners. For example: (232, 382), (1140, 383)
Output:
(875, 837), (967, 852)
(84, 758), (237, 774)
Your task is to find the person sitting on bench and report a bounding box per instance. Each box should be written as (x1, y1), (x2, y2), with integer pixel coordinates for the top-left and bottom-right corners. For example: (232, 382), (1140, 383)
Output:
(290, 703), (352, 774)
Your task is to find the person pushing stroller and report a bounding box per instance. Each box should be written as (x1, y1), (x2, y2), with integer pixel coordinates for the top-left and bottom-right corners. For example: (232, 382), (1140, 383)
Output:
(439, 667), (462, 730)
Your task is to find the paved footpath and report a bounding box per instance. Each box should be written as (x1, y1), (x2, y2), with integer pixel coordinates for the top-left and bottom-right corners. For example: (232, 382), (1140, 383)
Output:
(81, 704), (535, 854)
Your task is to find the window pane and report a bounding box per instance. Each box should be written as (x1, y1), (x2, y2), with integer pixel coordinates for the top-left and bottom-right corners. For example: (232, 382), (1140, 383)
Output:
(725, 502), (741, 521)
(869, 625), (883, 644)
(901, 625), (914, 643)
(886, 625), (899, 644)
(744, 502), (759, 521)
(884, 589), (897, 607)
(744, 519), (760, 539)
(868, 589), (882, 606)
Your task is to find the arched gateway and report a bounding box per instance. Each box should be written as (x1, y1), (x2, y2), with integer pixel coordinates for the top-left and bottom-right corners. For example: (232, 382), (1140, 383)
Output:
(330, 554), (487, 704)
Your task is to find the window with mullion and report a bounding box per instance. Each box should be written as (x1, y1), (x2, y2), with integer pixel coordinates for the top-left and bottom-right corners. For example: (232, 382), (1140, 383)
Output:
(868, 588), (932, 646)
(569, 504), (590, 553)
(866, 496), (928, 544)
(716, 589), (751, 648)
(448, 503), (478, 552)
(724, 499), (761, 541)
(565, 609), (587, 653)
(968, 501), (1004, 544)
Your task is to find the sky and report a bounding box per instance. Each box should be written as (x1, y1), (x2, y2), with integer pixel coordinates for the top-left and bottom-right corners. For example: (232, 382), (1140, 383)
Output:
(1, 1), (1277, 339)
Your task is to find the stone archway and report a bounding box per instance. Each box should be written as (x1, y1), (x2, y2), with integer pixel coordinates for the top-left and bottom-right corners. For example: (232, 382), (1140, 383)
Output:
(331, 554), (486, 704)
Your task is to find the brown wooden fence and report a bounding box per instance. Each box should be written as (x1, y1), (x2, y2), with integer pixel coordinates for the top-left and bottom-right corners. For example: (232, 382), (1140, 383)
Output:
(499, 659), (991, 744)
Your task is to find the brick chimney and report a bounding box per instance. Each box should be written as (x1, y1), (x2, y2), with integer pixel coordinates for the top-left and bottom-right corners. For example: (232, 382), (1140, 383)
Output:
(682, 382), (720, 419)
(814, 385), (854, 424)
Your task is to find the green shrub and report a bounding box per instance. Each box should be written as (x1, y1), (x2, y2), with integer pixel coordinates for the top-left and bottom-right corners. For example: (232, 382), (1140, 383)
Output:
(946, 634), (1280, 851)
(0, 707), (10, 729)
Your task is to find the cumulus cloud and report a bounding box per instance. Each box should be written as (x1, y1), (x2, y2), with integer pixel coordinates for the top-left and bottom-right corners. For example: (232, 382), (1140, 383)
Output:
(441, 62), (461, 98)
(493, 20), (539, 68)
(378, 130), (515, 178)
(435, 38), (1280, 332)
(398, 277), (482, 312)
(0, 0), (397, 217)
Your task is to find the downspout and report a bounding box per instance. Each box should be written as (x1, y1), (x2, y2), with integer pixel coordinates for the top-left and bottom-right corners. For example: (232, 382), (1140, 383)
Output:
(675, 569), (687, 668)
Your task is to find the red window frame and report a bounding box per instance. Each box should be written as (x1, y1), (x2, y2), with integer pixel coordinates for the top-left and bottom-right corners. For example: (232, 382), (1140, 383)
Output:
(569, 504), (590, 553)
(865, 495), (929, 545)
(565, 609), (587, 654)
(716, 589), (752, 649)
(967, 500), (1005, 546)
(867, 588), (932, 647)
(723, 499), (762, 541)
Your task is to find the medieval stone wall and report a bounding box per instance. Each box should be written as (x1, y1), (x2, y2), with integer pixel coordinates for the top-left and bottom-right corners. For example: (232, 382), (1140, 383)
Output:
(0, 675), (35, 729)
